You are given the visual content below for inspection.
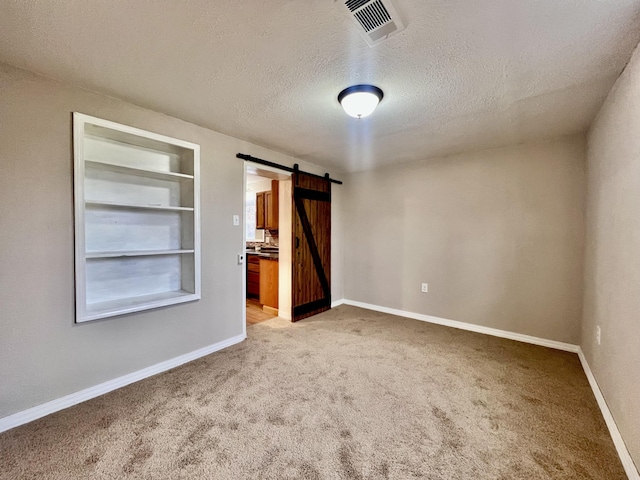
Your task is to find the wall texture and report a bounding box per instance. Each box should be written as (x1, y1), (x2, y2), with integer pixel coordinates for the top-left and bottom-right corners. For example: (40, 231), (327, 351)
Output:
(0, 63), (342, 418)
(583, 42), (640, 469)
(344, 136), (586, 343)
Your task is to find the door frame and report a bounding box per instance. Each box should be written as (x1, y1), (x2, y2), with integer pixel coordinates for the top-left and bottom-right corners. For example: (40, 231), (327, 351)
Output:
(242, 162), (292, 332)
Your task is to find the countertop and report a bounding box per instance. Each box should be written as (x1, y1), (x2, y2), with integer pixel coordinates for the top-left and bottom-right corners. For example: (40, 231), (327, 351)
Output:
(246, 249), (279, 260)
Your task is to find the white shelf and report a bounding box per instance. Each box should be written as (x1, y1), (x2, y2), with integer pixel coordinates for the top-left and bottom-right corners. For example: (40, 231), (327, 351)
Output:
(85, 200), (194, 212)
(86, 249), (195, 259)
(85, 159), (194, 181)
(74, 112), (201, 323)
(85, 290), (197, 321)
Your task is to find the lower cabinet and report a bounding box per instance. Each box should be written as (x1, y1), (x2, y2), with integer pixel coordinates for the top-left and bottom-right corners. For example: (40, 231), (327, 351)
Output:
(259, 258), (279, 309)
(247, 254), (260, 298)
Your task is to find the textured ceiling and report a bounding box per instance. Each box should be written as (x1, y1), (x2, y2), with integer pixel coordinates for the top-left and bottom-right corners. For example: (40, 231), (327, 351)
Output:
(1, 1), (640, 172)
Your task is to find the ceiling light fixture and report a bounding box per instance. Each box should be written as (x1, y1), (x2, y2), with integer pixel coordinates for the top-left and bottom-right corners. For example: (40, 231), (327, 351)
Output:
(338, 84), (384, 119)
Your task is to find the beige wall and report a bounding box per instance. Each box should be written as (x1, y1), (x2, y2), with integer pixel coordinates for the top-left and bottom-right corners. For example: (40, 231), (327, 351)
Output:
(0, 63), (342, 418)
(583, 43), (640, 468)
(344, 136), (586, 343)
(331, 185), (345, 303)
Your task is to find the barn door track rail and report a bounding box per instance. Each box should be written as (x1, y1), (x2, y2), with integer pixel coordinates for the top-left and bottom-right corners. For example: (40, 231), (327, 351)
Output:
(236, 153), (342, 185)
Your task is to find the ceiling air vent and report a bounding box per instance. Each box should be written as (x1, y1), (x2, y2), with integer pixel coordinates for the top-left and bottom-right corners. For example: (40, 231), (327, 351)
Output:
(342, 0), (406, 46)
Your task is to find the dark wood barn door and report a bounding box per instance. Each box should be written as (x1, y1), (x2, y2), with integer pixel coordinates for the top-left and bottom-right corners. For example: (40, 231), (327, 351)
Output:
(292, 169), (331, 321)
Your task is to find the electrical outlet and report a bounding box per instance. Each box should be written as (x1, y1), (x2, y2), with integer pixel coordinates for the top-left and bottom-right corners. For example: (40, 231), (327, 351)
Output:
(421, 283), (428, 293)
(596, 325), (601, 345)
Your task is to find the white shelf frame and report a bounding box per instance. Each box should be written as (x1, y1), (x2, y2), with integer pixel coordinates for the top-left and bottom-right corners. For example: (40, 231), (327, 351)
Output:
(85, 249), (196, 259)
(85, 159), (194, 181)
(84, 290), (196, 322)
(85, 200), (195, 212)
(74, 113), (201, 323)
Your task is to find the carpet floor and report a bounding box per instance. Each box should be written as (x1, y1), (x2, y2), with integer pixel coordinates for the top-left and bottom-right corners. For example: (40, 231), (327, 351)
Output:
(0, 306), (626, 479)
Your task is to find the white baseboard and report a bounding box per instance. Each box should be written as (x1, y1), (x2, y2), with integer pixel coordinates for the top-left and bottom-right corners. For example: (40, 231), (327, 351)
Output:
(341, 299), (579, 352)
(578, 350), (639, 480)
(0, 334), (246, 434)
(331, 299), (345, 308)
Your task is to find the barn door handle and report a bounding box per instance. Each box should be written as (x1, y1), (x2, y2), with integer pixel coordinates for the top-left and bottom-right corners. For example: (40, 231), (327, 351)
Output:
(295, 237), (300, 249)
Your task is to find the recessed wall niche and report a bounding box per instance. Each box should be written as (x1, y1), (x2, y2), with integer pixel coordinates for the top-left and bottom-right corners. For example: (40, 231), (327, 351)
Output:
(73, 113), (201, 322)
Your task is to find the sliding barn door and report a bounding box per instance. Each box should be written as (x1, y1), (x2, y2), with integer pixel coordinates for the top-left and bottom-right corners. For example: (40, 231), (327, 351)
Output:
(292, 170), (331, 321)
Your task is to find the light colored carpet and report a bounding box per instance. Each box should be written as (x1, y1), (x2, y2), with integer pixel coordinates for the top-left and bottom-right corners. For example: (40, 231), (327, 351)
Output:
(0, 305), (626, 479)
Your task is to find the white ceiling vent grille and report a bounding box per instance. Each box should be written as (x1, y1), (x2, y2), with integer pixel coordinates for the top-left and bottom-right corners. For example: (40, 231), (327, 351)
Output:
(342, 0), (406, 46)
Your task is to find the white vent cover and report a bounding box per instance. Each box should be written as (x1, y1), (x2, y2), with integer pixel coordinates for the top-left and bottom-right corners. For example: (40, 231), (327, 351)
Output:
(342, 0), (406, 46)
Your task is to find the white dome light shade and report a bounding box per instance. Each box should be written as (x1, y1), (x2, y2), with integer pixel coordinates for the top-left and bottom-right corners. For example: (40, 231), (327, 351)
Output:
(338, 85), (384, 119)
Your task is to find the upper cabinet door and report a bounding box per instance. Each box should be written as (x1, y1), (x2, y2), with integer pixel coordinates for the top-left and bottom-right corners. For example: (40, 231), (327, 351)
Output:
(256, 191), (265, 229)
(265, 180), (279, 230)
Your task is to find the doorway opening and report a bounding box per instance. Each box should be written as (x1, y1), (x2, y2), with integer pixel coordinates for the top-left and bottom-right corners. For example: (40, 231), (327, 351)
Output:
(243, 163), (292, 328)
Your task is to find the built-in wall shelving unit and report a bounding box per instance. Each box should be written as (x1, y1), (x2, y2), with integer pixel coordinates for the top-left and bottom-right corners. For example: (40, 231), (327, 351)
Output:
(73, 113), (201, 323)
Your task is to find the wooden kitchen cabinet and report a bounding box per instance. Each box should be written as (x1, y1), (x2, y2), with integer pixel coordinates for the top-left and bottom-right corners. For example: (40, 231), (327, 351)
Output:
(247, 254), (260, 298)
(255, 180), (278, 231)
(256, 192), (265, 229)
(265, 181), (279, 230)
(259, 258), (279, 309)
